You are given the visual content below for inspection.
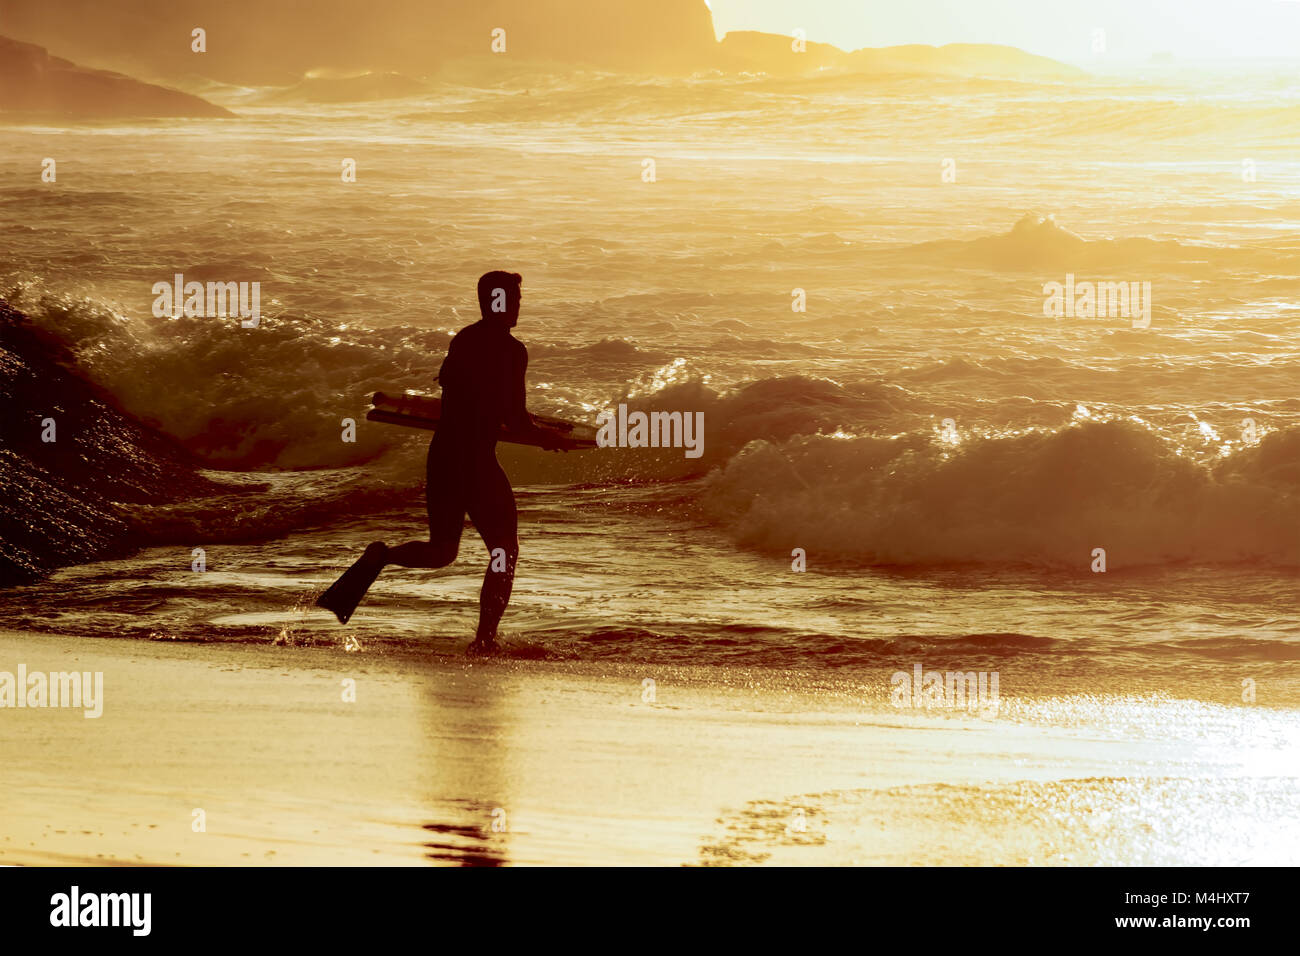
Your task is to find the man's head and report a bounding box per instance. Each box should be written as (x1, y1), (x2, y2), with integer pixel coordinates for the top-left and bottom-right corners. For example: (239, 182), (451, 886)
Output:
(477, 271), (522, 327)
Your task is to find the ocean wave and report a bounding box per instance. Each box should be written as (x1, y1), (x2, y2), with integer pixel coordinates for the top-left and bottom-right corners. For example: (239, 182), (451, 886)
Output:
(5, 264), (1298, 573)
(0, 280), (470, 469)
(701, 418), (1300, 569)
(0, 280), (914, 485)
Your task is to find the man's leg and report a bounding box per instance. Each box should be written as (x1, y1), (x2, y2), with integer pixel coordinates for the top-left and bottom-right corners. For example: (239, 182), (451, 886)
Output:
(467, 459), (519, 645)
(318, 439), (469, 626)
(316, 507), (461, 623)
(384, 538), (459, 569)
(386, 438), (467, 568)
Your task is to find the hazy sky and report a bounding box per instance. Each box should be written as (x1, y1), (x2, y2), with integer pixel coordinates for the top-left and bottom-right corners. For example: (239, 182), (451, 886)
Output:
(706, 0), (1300, 62)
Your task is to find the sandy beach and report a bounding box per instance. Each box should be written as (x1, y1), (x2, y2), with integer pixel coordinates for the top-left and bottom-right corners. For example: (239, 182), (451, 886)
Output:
(3, 629), (1295, 866)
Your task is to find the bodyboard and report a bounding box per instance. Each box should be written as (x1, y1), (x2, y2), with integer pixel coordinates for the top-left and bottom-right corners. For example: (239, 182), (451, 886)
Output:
(366, 391), (598, 449)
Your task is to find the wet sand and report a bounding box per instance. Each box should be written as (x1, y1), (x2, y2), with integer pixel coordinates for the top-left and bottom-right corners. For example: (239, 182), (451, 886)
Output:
(1, 629), (1296, 866)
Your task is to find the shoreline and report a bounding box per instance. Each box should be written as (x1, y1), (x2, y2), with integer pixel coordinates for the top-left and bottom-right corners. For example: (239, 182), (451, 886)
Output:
(3, 629), (1297, 865)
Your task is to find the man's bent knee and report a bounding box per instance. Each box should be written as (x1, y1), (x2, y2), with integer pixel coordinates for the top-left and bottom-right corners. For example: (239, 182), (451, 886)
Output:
(431, 540), (460, 567)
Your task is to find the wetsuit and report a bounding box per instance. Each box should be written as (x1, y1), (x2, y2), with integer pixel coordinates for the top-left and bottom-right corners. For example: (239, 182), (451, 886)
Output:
(427, 319), (538, 635)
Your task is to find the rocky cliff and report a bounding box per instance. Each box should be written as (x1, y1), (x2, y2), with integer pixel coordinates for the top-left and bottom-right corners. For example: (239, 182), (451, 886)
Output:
(0, 35), (234, 117)
(0, 301), (222, 585)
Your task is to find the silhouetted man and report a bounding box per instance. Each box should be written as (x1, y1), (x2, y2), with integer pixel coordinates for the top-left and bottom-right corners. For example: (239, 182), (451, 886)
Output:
(317, 271), (561, 652)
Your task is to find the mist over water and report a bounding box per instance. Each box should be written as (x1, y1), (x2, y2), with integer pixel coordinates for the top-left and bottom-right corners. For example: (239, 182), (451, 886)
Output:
(2, 68), (1298, 687)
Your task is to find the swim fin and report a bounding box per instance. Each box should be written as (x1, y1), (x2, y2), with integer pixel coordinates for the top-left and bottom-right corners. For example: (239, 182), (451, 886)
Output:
(316, 543), (387, 625)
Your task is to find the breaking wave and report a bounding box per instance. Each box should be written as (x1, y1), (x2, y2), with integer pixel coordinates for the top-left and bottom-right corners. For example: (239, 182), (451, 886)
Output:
(701, 418), (1300, 569)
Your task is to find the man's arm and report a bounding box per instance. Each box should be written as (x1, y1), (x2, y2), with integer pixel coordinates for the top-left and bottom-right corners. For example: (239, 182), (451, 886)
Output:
(437, 334), (459, 389)
(505, 341), (539, 433)
(507, 342), (567, 450)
